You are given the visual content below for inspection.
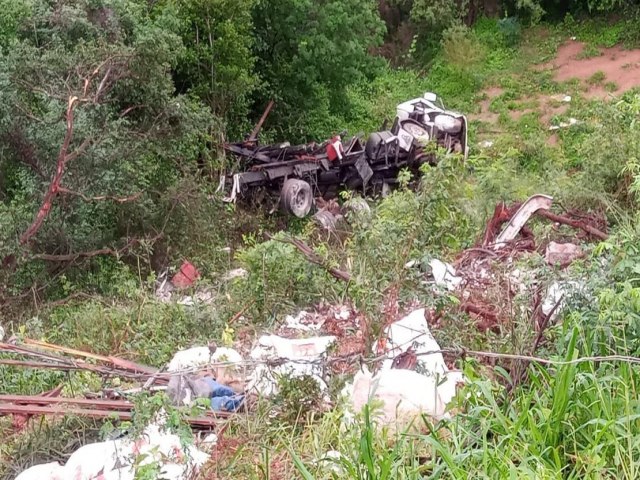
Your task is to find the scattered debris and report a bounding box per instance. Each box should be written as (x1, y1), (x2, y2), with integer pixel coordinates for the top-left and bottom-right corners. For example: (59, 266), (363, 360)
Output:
(247, 335), (336, 396)
(224, 268), (248, 281)
(429, 259), (463, 291)
(549, 117), (580, 130)
(546, 241), (584, 267)
(15, 419), (210, 480)
(171, 260), (201, 289)
(494, 194), (553, 249)
(436, 194), (607, 333)
(284, 311), (323, 332)
(349, 309), (464, 430)
(176, 289), (215, 306)
(479, 140), (494, 148)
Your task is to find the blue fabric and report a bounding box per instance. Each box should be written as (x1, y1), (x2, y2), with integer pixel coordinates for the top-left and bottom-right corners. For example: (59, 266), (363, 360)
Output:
(202, 377), (244, 412)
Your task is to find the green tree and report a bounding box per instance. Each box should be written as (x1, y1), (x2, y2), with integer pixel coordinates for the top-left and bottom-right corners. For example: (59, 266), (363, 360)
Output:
(161, 0), (257, 135)
(0, 0), (214, 294)
(252, 0), (386, 140)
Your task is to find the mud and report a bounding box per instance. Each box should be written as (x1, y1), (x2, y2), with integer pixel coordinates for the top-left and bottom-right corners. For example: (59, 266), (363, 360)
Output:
(543, 40), (640, 98)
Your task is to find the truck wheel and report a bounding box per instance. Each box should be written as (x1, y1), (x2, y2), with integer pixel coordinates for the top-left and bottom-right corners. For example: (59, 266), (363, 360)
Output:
(280, 179), (313, 218)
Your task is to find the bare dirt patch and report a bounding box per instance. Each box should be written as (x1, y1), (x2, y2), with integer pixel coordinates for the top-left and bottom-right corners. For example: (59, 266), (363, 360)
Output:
(470, 87), (503, 123)
(542, 40), (640, 98)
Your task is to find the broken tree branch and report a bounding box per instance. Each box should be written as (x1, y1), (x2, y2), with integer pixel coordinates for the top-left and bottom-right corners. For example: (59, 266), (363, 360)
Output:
(57, 187), (142, 203)
(460, 302), (499, 332)
(268, 234), (351, 282)
(536, 209), (608, 240)
(32, 247), (119, 262)
(19, 96), (80, 245)
(30, 233), (162, 263)
(248, 100), (274, 143)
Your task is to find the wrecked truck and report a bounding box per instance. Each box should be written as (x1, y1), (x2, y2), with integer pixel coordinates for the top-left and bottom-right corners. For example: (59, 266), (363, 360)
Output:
(220, 93), (468, 217)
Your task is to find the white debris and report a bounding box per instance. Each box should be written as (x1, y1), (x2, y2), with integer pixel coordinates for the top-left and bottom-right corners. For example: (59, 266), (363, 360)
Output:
(334, 305), (351, 321)
(542, 281), (582, 319)
(563, 95), (572, 103)
(167, 346), (243, 372)
(224, 268), (248, 281)
(373, 309), (448, 374)
(347, 366), (460, 430)
(549, 117), (580, 130)
(350, 309), (465, 430)
(317, 450), (344, 475)
(15, 462), (64, 480)
(17, 421), (209, 480)
(199, 433), (219, 449)
(63, 439), (130, 480)
(494, 194), (554, 249)
(246, 334), (335, 396)
(155, 277), (175, 303)
(479, 140), (494, 148)
(284, 311), (322, 332)
(429, 259), (463, 291)
(177, 289), (215, 306)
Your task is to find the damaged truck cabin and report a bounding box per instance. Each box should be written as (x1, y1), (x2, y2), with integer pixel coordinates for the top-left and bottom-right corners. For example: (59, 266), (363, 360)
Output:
(221, 93), (468, 218)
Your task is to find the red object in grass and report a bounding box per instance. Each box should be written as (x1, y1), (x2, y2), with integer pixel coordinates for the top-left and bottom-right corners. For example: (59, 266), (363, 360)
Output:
(171, 261), (200, 289)
(326, 136), (343, 161)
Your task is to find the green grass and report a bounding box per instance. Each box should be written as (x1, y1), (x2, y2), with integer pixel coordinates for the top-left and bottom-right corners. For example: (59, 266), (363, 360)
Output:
(588, 70), (607, 85)
(605, 81), (618, 92)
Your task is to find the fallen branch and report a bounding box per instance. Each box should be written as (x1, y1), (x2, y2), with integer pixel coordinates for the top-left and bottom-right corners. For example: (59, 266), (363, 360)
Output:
(58, 187), (142, 203)
(268, 234), (351, 282)
(536, 209), (608, 240)
(31, 233), (162, 262)
(20, 96), (81, 244)
(460, 302), (499, 332)
(33, 247), (118, 262)
(227, 301), (256, 324)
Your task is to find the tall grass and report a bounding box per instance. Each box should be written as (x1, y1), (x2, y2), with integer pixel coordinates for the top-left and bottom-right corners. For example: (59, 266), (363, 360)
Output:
(291, 312), (640, 479)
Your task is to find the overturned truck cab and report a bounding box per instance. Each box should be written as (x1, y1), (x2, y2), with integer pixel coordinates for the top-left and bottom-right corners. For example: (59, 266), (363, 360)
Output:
(221, 93), (468, 218)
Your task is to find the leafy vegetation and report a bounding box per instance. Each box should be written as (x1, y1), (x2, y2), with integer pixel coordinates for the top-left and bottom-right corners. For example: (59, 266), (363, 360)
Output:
(3, 1), (640, 479)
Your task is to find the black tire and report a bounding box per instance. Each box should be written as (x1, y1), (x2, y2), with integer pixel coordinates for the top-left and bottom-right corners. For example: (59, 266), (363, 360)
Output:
(280, 179), (313, 218)
(365, 131), (394, 161)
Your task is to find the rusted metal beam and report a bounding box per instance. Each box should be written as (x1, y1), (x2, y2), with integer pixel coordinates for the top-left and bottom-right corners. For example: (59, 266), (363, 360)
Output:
(0, 395), (134, 410)
(22, 338), (158, 374)
(0, 404), (231, 427)
(0, 359), (83, 369)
